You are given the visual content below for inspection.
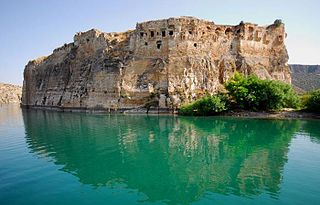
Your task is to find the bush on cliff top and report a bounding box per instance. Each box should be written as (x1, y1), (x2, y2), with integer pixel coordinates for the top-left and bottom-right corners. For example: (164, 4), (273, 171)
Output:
(225, 73), (300, 111)
(274, 19), (283, 27)
(179, 94), (228, 116)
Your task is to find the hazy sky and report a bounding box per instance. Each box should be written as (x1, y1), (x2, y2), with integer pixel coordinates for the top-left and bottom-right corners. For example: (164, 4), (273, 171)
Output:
(1, 0), (319, 85)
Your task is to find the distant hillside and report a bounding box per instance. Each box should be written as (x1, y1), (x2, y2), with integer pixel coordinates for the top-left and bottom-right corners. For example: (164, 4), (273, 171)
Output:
(289, 64), (320, 92)
(0, 83), (22, 104)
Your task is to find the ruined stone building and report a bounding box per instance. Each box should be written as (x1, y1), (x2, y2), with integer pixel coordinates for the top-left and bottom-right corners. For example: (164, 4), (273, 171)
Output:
(22, 17), (291, 111)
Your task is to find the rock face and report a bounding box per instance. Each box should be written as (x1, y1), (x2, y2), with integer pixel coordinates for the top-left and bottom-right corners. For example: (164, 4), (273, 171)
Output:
(22, 17), (291, 111)
(290, 64), (320, 92)
(0, 83), (22, 104)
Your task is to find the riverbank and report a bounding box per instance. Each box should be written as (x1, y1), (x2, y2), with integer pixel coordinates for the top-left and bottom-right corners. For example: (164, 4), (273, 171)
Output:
(125, 108), (320, 120)
(221, 110), (320, 120)
(20, 105), (319, 119)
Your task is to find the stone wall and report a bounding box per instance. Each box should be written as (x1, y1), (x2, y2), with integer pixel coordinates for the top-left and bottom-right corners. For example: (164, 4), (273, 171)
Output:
(22, 17), (291, 111)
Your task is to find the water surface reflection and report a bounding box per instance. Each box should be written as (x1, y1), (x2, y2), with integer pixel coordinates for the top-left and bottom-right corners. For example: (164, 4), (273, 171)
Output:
(23, 110), (303, 204)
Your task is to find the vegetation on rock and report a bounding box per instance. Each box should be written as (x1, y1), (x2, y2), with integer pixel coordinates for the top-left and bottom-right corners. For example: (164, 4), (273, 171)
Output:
(274, 19), (283, 27)
(225, 73), (299, 111)
(290, 64), (320, 92)
(179, 94), (228, 116)
(179, 73), (301, 116)
(22, 17), (291, 110)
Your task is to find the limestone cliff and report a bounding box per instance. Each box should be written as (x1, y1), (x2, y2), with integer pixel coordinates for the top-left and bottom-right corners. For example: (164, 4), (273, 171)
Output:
(22, 17), (291, 111)
(0, 83), (22, 104)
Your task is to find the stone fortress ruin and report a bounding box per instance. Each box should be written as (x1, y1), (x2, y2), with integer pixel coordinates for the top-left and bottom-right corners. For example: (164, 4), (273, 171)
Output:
(22, 17), (291, 112)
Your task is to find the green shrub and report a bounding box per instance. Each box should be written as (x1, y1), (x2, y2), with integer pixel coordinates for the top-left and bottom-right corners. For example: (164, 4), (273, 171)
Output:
(264, 80), (300, 110)
(274, 19), (283, 27)
(300, 93), (311, 109)
(179, 94), (228, 116)
(304, 89), (320, 112)
(225, 73), (299, 111)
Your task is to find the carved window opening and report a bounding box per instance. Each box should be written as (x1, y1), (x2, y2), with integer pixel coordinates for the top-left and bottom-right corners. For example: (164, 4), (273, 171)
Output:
(156, 41), (162, 49)
(225, 28), (232, 35)
(145, 42), (148, 46)
(263, 34), (270, 44)
(162, 30), (166, 37)
(140, 32), (144, 37)
(215, 28), (222, 35)
(188, 31), (192, 35)
(157, 32), (159, 36)
(86, 38), (90, 42)
(248, 27), (254, 40)
(169, 30), (174, 36)
(150, 31), (154, 37)
(254, 31), (261, 41)
(194, 43), (197, 48)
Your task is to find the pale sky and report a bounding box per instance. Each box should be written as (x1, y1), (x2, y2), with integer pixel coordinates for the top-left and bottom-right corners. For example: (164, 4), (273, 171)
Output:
(0, 0), (319, 85)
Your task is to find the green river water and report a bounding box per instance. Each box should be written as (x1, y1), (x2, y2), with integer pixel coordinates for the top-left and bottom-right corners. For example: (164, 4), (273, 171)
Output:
(0, 104), (319, 205)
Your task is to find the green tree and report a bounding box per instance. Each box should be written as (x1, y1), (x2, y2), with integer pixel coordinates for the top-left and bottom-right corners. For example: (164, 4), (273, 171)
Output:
(179, 94), (228, 116)
(225, 73), (299, 111)
(304, 89), (320, 113)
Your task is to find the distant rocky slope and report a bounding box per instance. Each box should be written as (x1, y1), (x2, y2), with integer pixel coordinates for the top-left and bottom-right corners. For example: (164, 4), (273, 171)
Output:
(22, 17), (291, 111)
(290, 64), (320, 92)
(0, 83), (22, 104)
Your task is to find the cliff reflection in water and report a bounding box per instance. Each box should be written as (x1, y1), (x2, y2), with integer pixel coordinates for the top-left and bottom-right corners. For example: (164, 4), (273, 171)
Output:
(23, 110), (301, 204)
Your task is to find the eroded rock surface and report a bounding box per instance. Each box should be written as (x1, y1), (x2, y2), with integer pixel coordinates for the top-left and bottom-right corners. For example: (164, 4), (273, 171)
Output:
(0, 83), (22, 104)
(22, 17), (291, 111)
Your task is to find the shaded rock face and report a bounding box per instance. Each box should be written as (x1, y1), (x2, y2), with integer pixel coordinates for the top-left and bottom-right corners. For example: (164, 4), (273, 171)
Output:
(0, 83), (22, 104)
(22, 17), (291, 111)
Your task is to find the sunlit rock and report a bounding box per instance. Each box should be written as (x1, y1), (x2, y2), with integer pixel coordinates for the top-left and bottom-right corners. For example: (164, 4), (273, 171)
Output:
(22, 17), (291, 111)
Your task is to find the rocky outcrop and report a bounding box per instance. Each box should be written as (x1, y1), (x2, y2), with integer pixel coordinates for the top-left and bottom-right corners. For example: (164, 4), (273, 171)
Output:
(0, 83), (22, 104)
(22, 17), (291, 112)
(290, 64), (320, 92)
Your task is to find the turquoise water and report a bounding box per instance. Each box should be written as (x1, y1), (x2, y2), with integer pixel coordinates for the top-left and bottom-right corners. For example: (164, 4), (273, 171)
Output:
(0, 105), (320, 205)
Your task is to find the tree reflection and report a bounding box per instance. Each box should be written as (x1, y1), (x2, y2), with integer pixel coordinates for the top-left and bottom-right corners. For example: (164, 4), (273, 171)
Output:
(301, 120), (320, 144)
(23, 110), (302, 204)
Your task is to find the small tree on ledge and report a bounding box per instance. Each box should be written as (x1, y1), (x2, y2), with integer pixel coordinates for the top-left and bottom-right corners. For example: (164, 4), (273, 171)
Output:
(274, 19), (283, 27)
